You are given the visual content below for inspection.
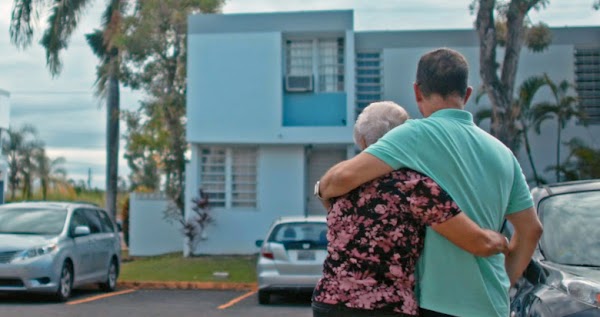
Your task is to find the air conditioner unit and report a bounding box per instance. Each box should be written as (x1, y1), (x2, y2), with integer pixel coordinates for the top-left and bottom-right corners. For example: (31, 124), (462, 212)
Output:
(285, 75), (313, 92)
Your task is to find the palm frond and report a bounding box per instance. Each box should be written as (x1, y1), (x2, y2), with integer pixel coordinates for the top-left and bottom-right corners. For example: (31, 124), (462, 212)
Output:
(474, 85), (488, 104)
(558, 80), (572, 94)
(473, 108), (493, 126)
(85, 29), (106, 58)
(40, 0), (91, 76)
(9, 0), (41, 49)
(518, 75), (546, 109)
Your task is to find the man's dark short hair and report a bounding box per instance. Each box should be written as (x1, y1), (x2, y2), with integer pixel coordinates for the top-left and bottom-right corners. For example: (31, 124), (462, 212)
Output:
(416, 48), (469, 98)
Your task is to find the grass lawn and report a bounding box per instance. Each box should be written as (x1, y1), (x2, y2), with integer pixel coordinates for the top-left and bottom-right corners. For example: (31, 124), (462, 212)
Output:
(120, 253), (258, 284)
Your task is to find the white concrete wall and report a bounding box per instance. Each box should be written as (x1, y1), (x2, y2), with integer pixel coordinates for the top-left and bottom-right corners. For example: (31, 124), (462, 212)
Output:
(186, 31), (354, 145)
(189, 145), (306, 254)
(129, 192), (183, 256)
(187, 32), (283, 144)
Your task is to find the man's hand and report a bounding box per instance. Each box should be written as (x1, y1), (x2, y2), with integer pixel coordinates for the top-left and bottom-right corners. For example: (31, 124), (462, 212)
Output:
(485, 229), (510, 256)
(319, 152), (393, 200)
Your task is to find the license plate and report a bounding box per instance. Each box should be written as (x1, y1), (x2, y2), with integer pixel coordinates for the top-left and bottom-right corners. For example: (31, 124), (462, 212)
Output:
(297, 250), (315, 261)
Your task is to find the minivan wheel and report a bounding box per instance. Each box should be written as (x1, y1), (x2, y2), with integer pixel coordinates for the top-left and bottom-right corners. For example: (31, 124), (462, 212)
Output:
(258, 290), (270, 305)
(53, 261), (73, 302)
(99, 259), (118, 292)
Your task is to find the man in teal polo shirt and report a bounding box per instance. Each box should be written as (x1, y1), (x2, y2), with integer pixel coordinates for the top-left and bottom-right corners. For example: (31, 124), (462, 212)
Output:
(317, 48), (543, 317)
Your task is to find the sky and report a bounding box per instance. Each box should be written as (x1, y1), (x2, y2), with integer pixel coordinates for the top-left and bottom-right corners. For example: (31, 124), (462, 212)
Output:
(0, 0), (598, 189)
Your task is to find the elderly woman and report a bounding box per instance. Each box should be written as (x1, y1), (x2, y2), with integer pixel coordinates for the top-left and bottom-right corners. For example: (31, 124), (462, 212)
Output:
(312, 101), (507, 317)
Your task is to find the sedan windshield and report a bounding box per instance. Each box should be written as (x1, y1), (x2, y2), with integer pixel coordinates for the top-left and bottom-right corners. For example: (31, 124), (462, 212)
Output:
(0, 208), (68, 235)
(539, 190), (600, 267)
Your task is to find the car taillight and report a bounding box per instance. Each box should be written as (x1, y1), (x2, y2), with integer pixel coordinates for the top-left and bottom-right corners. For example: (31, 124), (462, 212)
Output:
(261, 251), (274, 260)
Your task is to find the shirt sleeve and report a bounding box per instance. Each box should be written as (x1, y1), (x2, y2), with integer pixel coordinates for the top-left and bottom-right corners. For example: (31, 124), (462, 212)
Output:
(405, 171), (462, 226)
(364, 119), (421, 170)
(506, 156), (534, 215)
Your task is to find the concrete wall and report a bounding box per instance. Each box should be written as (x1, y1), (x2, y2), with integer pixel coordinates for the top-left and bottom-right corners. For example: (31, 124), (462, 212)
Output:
(186, 11), (356, 146)
(189, 145), (306, 254)
(129, 193), (183, 256)
(378, 42), (599, 184)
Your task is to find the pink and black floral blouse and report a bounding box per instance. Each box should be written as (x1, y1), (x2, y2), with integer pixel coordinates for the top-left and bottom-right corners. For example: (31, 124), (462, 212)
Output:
(312, 169), (461, 316)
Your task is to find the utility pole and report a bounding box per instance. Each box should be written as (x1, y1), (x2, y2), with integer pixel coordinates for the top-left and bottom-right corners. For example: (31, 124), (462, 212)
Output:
(87, 168), (92, 190)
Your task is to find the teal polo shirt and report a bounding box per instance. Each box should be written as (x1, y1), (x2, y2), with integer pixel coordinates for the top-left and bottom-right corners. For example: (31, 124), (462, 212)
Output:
(365, 109), (533, 317)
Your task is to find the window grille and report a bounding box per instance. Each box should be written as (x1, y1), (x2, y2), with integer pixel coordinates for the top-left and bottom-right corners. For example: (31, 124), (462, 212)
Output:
(356, 51), (383, 118)
(199, 147), (257, 209)
(575, 47), (600, 124)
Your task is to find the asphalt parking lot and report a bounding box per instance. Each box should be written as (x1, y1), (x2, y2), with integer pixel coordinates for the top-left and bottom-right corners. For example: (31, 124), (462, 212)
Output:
(0, 288), (313, 317)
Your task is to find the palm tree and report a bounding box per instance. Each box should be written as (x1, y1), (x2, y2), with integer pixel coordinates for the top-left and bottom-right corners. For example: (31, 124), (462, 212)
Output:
(10, 0), (126, 218)
(475, 75), (548, 186)
(548, 138), (600, 181)
(19, 141), (44, 200)
(85, 0), (129, 219)
(1, 125), (38, 199)
(532, 74), (588, 182)
(34, 148), (67, 200)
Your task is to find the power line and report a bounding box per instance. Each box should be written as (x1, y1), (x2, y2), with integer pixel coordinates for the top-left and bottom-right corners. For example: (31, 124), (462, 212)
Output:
(9, 90), (141, 95)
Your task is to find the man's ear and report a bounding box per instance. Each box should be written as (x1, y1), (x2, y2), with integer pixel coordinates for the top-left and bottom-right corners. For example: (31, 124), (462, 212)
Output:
(413, 83), (423, 103)
(463, 86), (473, 104)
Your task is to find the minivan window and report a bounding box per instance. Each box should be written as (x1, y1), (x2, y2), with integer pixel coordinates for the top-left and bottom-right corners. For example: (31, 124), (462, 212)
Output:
(83, 209), (103, 234)
(96, 210), (115, 233)
(0, 207), (67, 235)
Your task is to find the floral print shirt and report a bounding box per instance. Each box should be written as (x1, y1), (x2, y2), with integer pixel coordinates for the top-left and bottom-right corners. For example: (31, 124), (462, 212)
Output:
(312, 169), (462, 316)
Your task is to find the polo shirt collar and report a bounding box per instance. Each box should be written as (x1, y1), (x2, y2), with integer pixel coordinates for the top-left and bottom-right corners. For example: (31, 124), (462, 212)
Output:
(429, 108), (473, 123)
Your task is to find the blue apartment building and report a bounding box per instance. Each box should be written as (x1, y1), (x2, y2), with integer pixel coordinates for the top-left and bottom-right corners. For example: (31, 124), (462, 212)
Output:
(185, 10), (600, 254)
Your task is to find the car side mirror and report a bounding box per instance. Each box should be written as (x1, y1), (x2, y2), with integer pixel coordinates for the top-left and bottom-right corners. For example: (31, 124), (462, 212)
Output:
(116, 220), (123, 232)
(255, 240), (264, 248)
(73, 226), (91, 237)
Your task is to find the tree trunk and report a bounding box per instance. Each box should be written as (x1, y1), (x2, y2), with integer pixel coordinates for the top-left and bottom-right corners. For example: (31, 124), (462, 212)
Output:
(42, 178), (47, 200)
(105, 71), (120, 220)
(475, 0), (541, 154)
(556, 120), (562, 182)
(522, 126), (540, 185)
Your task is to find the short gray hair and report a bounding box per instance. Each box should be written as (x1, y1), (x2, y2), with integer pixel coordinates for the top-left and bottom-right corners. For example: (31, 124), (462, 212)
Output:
(353, 101), (409, 149)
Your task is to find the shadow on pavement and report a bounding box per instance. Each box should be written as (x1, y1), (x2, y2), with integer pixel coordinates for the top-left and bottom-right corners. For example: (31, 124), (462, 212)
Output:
(267, 292), (312, 307)
(0, 288), (105, 305)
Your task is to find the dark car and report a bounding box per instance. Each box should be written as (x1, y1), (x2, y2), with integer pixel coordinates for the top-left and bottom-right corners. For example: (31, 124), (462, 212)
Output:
(507, 180), (600, 316)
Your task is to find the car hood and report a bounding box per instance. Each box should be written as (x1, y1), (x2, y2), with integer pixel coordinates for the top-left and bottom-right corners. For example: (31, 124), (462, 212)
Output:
(554, 263), (600, 284)
(0, 234), (56, 252)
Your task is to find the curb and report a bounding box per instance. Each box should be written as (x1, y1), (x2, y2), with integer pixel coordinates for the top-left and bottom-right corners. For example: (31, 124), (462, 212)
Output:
(118, 281), (257, 291)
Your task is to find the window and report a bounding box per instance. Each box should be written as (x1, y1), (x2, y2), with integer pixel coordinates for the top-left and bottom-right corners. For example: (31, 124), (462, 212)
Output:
(355, 51), (383, 118)
(574, 47), (600, 124)
(96, 209), (115, 233)
(286, 40), (313, 76)
(285, 38), (345, 92)
(200, 147), (257, 209)
(83, 209), (103, 234)
(318, 39), (345, 92)
(200, 147), (226, 207)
